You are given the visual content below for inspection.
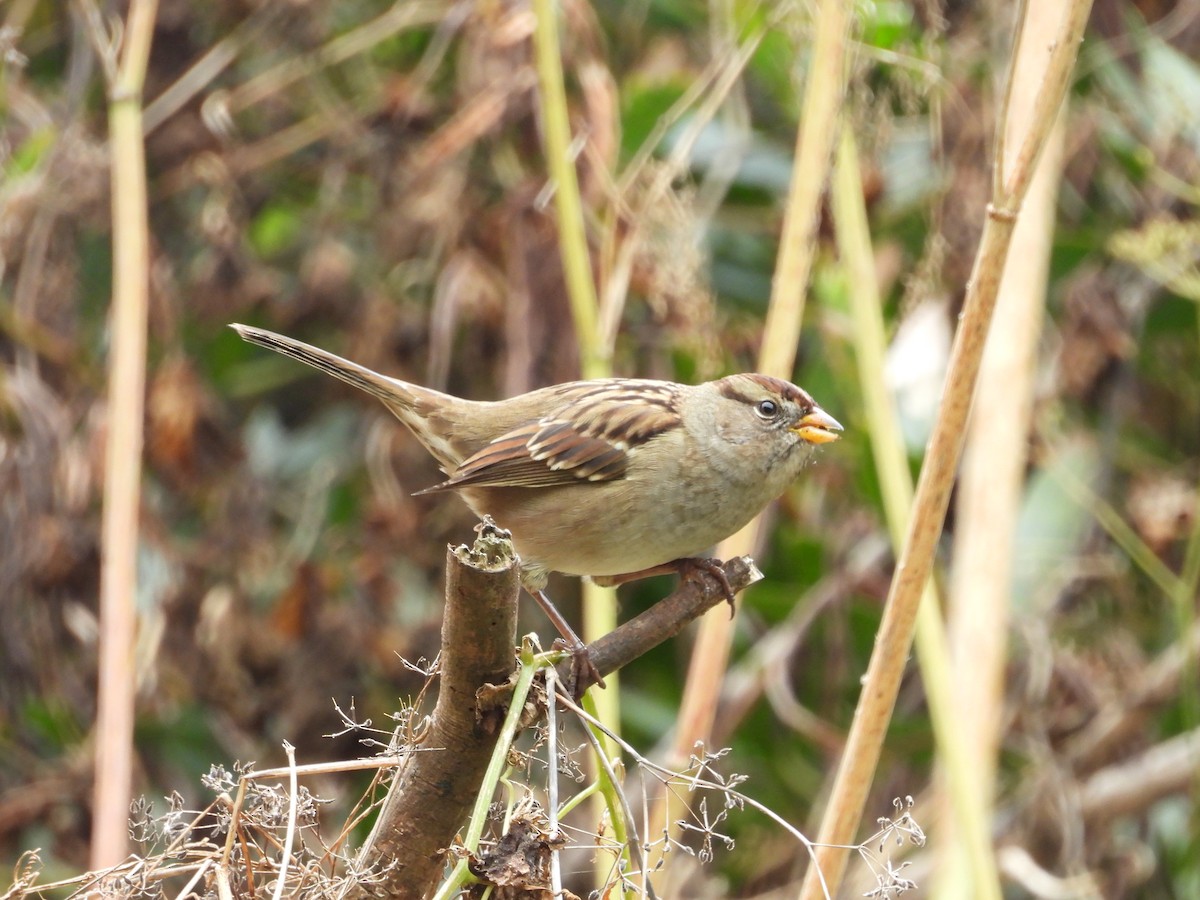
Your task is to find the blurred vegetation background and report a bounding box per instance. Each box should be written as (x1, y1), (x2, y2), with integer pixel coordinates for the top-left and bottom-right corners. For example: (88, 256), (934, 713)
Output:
(2, 0), (1199, 896)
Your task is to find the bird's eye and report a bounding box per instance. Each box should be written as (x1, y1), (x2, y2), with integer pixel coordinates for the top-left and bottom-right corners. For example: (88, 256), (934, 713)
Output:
(755, 399), (780, 419)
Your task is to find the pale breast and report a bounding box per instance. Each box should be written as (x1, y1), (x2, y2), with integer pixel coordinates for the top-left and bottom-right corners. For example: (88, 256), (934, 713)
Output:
(456, 456), (781, 580)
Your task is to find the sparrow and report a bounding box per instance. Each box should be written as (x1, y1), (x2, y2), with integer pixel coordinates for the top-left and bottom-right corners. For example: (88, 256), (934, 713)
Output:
(232, 324), (841, 678)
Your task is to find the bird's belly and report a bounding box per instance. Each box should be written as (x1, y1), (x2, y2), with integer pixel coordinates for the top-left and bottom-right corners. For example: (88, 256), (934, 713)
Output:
(462, 478), (767, 579)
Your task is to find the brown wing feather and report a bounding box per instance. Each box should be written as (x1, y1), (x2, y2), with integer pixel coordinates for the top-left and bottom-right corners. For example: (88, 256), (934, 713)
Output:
(417, 379), (682, 493)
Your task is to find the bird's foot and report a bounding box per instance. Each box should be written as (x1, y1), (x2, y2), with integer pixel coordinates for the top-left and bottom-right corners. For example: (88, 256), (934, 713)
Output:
(551, 638), (606, 696)
(673, 557), (738, 616)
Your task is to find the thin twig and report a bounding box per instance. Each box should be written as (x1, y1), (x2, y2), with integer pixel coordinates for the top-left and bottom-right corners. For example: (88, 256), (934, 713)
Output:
(556, 693), (832, 897)
(575, 689), (652, 900)
(545, 666), (564, 899)
(271, 742), (298, 900)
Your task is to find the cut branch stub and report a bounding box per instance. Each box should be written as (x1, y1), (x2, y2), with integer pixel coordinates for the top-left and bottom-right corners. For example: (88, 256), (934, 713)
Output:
(345, 520), (520, 900)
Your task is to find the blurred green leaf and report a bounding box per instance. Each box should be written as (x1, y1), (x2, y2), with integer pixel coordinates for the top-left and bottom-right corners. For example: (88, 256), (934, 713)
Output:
(859, 0), (916, 51)
(620, 82), (688, 160)
(243, 405), (361, 482)
(250, 202), (306, 258)
(4, 126), (56, 176)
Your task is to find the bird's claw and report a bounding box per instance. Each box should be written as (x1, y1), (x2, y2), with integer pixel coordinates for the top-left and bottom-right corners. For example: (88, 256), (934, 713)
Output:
(552, 638), (606, 695)
(677, 557), (738, 617)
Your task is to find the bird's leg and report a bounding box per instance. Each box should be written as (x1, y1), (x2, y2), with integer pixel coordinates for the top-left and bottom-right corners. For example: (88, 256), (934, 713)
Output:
(529, 589), (606, 691)
(592, 557), (739, 615)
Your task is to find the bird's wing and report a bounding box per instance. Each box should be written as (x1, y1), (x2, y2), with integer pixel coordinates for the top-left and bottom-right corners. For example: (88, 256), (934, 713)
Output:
(415, 380), (682, 493)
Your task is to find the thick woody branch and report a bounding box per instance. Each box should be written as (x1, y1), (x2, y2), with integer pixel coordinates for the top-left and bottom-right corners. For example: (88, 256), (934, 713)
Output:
(345, 543), (758, 898)
(345, 523), (520, 900)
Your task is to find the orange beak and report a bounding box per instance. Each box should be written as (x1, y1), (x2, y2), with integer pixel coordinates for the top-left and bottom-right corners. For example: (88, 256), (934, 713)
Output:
(794, 408), (843, 444)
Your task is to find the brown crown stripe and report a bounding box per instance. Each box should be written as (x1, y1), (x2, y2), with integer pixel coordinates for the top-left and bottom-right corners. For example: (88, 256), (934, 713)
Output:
(718, 373), (814, 408)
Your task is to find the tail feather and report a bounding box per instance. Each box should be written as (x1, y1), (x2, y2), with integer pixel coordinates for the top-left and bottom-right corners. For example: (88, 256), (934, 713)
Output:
(230, 321), (482, 472)
(231, 323), (420, 410)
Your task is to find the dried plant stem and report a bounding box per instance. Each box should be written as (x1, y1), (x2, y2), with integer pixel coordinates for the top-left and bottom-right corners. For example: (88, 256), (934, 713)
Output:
(797, 3), (1094, 897)
(936, 38), (1067, 895)
(599, 18), (767, 350)
(757, 1), (851, 377)
(272, 741), (299, 900)
(653, 5), (851, 889)
(832, 127), (1000, 899)
(212, 2), (445, 120)
(1066, 620), (1200, 769)
(1079, 727), (1200, 820)
(90, 0), (159, 870)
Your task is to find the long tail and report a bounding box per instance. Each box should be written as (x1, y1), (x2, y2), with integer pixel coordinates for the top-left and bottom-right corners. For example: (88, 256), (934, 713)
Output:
(231, 324), (431, 410)
(232, 324), (474, 472)
(233, 324), (499, 475)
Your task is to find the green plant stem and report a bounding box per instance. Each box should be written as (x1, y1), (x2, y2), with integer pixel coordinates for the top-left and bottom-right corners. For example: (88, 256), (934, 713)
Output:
(530, 4), (621, 874)
(432, 641), (548, 900)
(555, 778), (602, 818)
(758, 0), (852, 376)
(531, 0), (604, 380)
(580, 691), (635, 900)
(1054, 467), (1186, 601)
